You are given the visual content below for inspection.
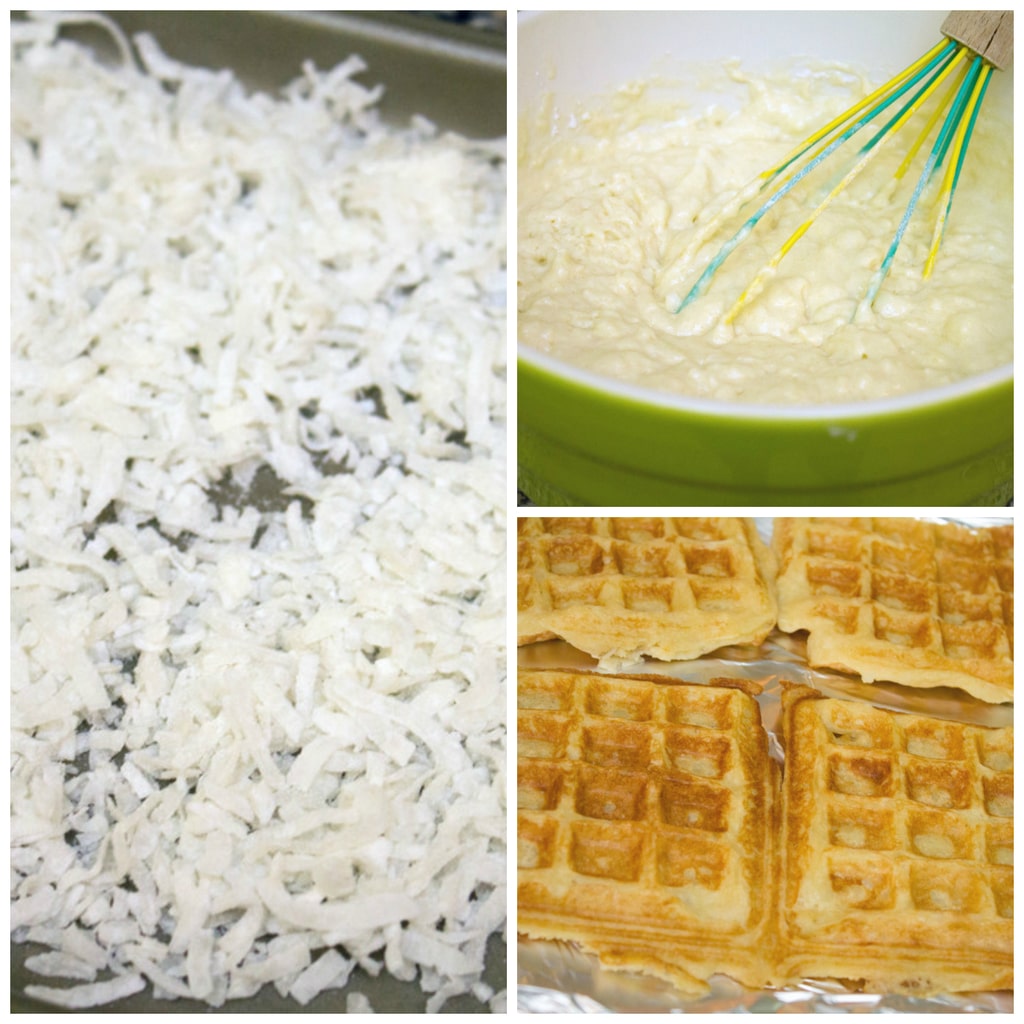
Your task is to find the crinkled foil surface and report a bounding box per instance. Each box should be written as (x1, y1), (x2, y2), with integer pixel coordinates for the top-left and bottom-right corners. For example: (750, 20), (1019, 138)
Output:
(516, 516), (1013, 1014)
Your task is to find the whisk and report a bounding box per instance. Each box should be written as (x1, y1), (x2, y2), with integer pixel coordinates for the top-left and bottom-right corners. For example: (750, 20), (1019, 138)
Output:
(673, 11), (1013, 323)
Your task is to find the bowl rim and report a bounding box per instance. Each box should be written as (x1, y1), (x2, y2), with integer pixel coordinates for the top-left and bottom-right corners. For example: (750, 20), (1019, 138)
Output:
(518, 343), (1013, 421)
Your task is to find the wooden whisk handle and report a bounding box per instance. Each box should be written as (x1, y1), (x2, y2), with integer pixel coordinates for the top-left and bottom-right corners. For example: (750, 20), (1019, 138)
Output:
(942, 10), (1013, 69)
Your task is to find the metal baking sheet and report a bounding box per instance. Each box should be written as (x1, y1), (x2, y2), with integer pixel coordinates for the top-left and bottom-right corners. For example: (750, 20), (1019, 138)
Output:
(516, 515), (1013, 1013)
(27, 10), (506, 138)
(11, 10), (506, 1014)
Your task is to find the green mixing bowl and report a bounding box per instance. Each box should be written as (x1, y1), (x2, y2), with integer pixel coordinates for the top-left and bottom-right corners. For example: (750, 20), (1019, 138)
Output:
(517, 11), (1013, 507)
(518, 349), (1012, 505)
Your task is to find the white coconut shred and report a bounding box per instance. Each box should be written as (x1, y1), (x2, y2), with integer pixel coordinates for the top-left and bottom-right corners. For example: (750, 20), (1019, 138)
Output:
(11, 13), (506, 1012)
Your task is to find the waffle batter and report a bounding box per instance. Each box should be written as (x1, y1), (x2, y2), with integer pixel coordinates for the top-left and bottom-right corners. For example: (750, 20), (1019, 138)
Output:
(518, 61), (1012, 406)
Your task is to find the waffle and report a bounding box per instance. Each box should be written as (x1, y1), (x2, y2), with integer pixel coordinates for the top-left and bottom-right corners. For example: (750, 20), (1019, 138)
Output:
(518, 518), (777, 669)
(776, 686), (1013, 994)
(519, 673), (1014, 997)
(517, 669), (778, 993)
(773, 518), (1013, 704)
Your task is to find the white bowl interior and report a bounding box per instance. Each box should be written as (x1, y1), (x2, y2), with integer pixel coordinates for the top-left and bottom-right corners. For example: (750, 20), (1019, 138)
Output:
(519, 11), (1011, 111)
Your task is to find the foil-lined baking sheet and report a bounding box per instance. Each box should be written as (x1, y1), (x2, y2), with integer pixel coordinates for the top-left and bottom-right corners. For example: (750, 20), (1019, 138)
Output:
(516, 515), (1013, 1013)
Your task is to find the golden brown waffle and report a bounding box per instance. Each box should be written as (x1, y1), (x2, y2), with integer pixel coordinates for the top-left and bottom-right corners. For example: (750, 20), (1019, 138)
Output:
(517, 670), (778, 994)
(519, 674), (1014, 997)
(518, 517), (777, 669)
(777, 687), (1013, 994)
(773, 518), (1013, 704)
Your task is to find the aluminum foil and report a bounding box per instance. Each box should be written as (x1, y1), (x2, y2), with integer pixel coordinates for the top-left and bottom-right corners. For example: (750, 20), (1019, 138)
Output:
(516, 515), (1013, 1012)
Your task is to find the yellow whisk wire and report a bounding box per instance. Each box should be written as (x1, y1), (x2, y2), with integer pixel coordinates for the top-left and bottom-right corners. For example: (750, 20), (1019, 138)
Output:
(759, 37), (954, 183)
(895, 62), (970, 179)
(724, 46), (968, 324)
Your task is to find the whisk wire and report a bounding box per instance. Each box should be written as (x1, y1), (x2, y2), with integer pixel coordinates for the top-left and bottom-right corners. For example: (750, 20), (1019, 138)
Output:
(925, 58), (993, 276)
(675, 39), (966, 315)
(895, 63), (970, 179)
(860, 49), (986, 312)
(856, 45), (964, 159)
(759, 38), (956, 183)
(671, 25), (1002, 321)
(724, 45), (967, 322)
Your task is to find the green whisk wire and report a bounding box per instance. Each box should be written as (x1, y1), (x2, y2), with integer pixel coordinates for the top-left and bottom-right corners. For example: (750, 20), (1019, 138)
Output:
(924, 57), (993, 276)
(723, 44), (968, 321)
(859, 52), (990, 312)
(763, 39), (958, 189)
(672, 34), (993, 321)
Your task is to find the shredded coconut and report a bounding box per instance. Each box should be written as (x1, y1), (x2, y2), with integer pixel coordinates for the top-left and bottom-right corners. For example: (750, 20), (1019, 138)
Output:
(11, 12), (506, 1011)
